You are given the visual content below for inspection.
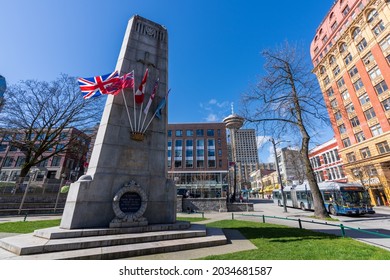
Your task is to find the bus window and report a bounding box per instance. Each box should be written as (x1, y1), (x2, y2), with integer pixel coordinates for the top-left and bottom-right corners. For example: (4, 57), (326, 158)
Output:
(323, 192), (332, 202)
(286, 192), (291, 199)
(300, 192), (307, 199)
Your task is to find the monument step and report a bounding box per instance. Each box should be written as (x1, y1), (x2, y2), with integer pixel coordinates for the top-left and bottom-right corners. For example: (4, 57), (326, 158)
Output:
(0, 224), (207, 256)
(0, 227), (227, 260)
(34, 221), (191, 240)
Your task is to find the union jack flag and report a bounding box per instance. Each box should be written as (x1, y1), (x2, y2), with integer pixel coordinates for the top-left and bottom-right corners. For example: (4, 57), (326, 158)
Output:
(78, 71), (121, 99)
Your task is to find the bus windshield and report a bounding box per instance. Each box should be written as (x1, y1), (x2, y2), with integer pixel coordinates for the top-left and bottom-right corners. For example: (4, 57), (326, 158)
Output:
(341, 190), (370, 204)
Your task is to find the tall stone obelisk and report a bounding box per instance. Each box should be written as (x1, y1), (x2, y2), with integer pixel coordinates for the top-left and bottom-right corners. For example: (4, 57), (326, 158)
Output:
(60, 15), (175, 229)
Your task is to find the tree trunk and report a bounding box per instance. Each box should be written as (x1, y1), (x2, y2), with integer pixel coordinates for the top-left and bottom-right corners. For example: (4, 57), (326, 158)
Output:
(301, 134), (329, 218)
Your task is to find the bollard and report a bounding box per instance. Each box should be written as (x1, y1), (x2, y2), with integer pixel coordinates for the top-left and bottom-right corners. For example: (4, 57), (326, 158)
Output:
(202, 212), (204, 219)
(262, 215), (265, 223)
(298, 218), (302, 229)
(232, 213), (234, 220)
(23, 212), (28, 222)
(340, 224), (346, 237)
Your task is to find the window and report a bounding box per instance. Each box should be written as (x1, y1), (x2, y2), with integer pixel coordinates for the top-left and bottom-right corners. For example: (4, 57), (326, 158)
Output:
(374, 80), (388, 95)
(342, 5), (350, 16)
(364, 107), (376, 120)
(349, 66), (358, 78)
(356, 38), (367, 52)
(174, 149), (182, 157)
(382, 98), (390, 111)
(167, 130), (172, 137)
(323, 76), (330, 86)
(352, 27), (361, 40)
(322, 35), (328, 44)
(329, 55), (336, 65)
(185, 160), (193, 168)
(175, 130), (183, 137)
(359, 93), (370, 105)
(196, 149), (204, 157)
(197, 160), (204, 168)
(376, 141), (390, 154)
(355, 131), (366, 142)
(186, 130), (193, 137)
(367, 9), (378, 23)
(51, 156), (61, 167)
(337, 77), (345, 88)
(350, 116), (360, 127)
(326, 87), (334, 97)
(0, 145), (6, 152)
(380, 35), (390, 52)
(174, 160), (182, 168)
(369, 66), (382, 80)
(339, 42), (347, 53)
(196, 129), (204, 136)
(207, 139), (215, 147)
(370, 124), (383, 136)
(186, 139), (193, 147)
(363, 52), (374, 65)
(330, 99), (338, 108)
(333, 65), (340, 77)
(342, 138), (351, 148)
(196, 139), (204, 147)
(338, 124), (347, 134)
(346, 152), (356, 163)
(346, 103), (355, 113)
(15, 156), (26, 167)
(175, 139), (182, 147)
(373, 21), (385, 36)
(354, 79), (364, 91)
(341, 90), (350, 100)
(335, 111), (342, 121)
(208, 160), (216, 168)
(344, 53), (353, 65)
(331, 21), (338, 31)
(360, 147), (371, 159)
(206, 129), (214, 136)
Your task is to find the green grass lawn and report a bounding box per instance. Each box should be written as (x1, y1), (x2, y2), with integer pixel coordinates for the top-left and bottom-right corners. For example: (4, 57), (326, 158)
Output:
(0, 219), (61, 233)
(1, 218), (390, 260)
(201, 220), (390, 260)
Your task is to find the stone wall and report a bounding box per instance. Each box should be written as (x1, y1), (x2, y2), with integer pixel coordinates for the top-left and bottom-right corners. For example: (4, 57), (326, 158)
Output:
(178, 197), (228, 212)
(0, 193), (67, 216)
(227, 202), (254, 212)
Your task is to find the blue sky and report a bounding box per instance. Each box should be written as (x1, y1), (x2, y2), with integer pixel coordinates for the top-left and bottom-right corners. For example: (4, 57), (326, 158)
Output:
(0, 0), (335, 162)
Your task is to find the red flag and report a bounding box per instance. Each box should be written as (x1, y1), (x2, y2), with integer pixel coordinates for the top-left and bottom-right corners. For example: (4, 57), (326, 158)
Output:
(121, 71), (135, 89)
(143, 78), (159, 114)
(135, 68), (148, 104)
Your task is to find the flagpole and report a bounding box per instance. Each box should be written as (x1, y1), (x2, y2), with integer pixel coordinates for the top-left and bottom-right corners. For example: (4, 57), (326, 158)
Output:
(140, 78), (159, 132)
(138, 102), (144, 132)
(142, 89), (171, 134)
(141, 110), (158, 134)
(121, 89), (134, 131)
(133, 75), (137, 132)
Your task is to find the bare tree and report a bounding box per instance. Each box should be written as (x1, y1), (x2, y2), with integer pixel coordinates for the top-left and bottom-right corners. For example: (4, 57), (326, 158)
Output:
(0, 74), (104, 180)
(241, 42), (330, 218)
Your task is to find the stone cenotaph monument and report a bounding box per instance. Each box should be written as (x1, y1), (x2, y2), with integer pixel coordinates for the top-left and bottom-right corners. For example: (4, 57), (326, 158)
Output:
(60, 15), (175, 229)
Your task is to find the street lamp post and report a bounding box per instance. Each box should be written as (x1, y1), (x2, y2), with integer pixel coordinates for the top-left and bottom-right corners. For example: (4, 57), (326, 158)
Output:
(18, 167), (38, 215)
(54, 173), (66, 213)
(270, 138), (288, 213)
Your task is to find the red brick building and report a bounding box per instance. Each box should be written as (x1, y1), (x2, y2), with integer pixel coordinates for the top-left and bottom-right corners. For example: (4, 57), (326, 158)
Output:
(311, 0), (390, 206)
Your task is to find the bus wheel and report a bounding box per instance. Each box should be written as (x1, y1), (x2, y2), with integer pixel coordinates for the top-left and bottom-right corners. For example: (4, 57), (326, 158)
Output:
(300, 202), (306, 211)
(329, 205), (338, 216)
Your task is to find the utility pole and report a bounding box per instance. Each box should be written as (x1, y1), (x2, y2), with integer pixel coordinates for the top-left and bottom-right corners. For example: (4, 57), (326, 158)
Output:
(270, 138), (287, 213)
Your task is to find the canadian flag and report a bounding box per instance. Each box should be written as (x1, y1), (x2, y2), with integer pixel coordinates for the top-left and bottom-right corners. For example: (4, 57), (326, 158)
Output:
(135, 68), (148, 104)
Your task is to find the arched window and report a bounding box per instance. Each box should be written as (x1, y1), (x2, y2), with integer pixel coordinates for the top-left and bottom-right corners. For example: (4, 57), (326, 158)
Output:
(367, 9), (378, 23)
(352, 27), (361, 40)
(319, 65), (326, 75)
(329, 55), (336, 65)
(329, 12), (334, 21)
(339, 42), (347, 53)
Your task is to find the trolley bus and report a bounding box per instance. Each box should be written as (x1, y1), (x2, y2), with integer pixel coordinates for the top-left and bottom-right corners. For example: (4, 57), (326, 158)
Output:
(272, 181), (375, 215)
